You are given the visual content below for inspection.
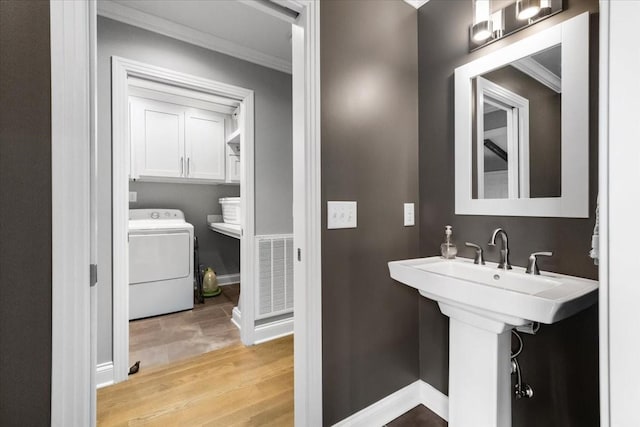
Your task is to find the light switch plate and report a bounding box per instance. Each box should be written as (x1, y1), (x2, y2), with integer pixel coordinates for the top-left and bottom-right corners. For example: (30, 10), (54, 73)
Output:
(129, 191), (137, 202)
(404, 203), (415, 226)
(327, 201), (357, 229)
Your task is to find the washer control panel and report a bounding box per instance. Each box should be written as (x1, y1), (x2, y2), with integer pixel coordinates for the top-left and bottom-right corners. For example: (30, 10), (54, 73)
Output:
(129, 209), (185, 221)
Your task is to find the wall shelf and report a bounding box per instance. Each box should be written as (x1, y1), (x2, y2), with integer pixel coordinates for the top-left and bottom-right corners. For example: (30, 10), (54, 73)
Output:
(226, 128), (241, 145)
(208, 221), (241, 239)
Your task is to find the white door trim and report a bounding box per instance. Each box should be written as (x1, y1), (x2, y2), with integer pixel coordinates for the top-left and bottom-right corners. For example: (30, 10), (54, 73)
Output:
(292, 2), (323, 425)
(50, 1), (94, 426)
(111, 56), (256, 381)
(598, 3), (610, 425)
(475, 76), (530, 199)
(599, 1), (640, 426)
(51, 0), (322, 425)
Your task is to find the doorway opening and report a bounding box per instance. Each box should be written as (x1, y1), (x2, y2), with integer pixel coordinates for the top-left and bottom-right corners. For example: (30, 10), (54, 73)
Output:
(50, 0), (321, 425)
(106, 55), (263, 381)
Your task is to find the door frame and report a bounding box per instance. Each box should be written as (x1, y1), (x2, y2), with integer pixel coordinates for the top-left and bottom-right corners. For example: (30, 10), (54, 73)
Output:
(50, 1), (94, 426)
(475, 76), (530, 199)
(291, 3), (323, 425)
(50, 0), (322, 426)
(598, 1), (640, 425)
(110, 56), (256, 382)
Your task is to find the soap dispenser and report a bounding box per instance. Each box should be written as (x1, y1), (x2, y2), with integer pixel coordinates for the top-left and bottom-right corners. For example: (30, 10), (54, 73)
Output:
(440, 225), (458, 259)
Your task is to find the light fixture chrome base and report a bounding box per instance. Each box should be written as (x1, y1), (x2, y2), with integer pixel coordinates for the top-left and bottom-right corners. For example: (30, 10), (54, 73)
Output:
(471, 20), (493, 43)
(516, 0), (541, 20)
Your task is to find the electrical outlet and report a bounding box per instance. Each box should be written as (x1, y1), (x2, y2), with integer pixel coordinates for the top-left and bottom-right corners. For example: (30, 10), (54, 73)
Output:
(327, 201), (357, 229)
(129, 191), (137, 202)
(404, 203), (415, 226)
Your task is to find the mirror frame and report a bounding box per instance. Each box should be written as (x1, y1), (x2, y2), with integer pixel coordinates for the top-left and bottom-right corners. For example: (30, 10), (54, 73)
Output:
(455, 12), (589, 218)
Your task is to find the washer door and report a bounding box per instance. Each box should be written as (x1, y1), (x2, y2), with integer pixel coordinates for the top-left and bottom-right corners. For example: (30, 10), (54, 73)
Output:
(129, 231), (191, 284)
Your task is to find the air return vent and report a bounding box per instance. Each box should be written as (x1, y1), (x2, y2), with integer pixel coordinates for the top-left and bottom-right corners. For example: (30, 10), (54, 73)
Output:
(256, 235), (294, 320)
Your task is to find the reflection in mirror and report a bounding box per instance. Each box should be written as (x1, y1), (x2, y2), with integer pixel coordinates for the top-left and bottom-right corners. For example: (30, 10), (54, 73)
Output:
(482, 103), (510, 199)
(472, 44), (561, 200)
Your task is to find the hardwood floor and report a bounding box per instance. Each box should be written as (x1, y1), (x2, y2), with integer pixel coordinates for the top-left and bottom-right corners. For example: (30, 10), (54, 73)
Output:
(129, 284), (241, 371)
(386, 405), (447, 427)
(98, 335), (293, 426)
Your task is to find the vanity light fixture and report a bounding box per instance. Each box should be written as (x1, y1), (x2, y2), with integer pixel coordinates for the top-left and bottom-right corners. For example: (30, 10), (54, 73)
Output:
(516, 0), (541, 20)
(537, 0), (553, 17)
(469, 0), (562, 51)
(471, 0), (493, 42)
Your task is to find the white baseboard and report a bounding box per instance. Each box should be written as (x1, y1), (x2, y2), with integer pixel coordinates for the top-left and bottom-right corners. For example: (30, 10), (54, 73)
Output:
(96, 362), (114, 389)
(419, 381), (449, 421)
(231, 306), (242, 330)
(230, 307), (293, 344)
(332, 381), (424, 427)
(218, 273), (240, 286)
(254, 317), (294, 344)
(332, 380), (448, 427)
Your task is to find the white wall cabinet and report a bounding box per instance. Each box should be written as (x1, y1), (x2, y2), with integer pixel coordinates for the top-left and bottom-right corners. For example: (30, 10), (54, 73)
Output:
(130, 97), (185, 179)
(130, 96), (232, 184)
(185, 108), (226, 181)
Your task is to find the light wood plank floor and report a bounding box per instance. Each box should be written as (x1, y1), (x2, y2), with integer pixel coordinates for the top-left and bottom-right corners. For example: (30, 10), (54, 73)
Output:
(98, 335), (293, 427)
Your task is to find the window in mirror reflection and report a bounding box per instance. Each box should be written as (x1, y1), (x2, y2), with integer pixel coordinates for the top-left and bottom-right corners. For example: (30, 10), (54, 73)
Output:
(472, 44), (562, 200)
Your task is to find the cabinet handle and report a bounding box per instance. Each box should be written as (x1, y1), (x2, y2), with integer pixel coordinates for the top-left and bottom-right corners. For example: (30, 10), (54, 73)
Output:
(180, 156), (184, 176)
(187, 158), (191, 177)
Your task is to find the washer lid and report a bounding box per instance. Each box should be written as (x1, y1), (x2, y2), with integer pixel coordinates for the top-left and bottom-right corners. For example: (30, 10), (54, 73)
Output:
(128, 220), (194, 231)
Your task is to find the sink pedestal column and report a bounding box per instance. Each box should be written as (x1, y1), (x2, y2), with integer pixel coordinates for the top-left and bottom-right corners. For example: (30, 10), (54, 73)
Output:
(440, 303), (513, 427)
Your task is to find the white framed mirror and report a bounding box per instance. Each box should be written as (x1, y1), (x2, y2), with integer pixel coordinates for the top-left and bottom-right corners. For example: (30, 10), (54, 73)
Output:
(455, 12), (589, 217)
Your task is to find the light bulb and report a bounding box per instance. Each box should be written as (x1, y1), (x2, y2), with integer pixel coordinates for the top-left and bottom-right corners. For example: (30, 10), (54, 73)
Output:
(516, 0), (541, 20)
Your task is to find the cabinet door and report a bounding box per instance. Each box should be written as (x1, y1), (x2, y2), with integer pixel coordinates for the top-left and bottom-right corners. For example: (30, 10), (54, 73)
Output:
(130, 97), (185, 179)
(185, 108), (226, 181)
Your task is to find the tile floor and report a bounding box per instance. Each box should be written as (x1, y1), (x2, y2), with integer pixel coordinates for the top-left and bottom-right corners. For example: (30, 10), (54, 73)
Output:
(128, 283), (241, 372)
(386, 405), (448, 426)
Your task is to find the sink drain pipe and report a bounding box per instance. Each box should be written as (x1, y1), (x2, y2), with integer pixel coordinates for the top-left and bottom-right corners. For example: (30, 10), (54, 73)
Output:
(511, 329), (535, 399)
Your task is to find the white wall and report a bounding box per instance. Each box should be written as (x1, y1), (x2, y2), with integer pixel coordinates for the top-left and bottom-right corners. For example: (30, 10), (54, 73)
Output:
(97, 16), (293, 364)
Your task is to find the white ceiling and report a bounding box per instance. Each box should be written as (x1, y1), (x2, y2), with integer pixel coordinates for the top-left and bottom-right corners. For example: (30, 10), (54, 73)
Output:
(101, 0), (292, 72)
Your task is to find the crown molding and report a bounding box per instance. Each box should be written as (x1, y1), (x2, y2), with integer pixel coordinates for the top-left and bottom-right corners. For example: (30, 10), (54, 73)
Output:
(239, 0), (299, 24)
(97, 0), (292, 74)
(403, 0), (431, 9)
(511, 56), (562, 93)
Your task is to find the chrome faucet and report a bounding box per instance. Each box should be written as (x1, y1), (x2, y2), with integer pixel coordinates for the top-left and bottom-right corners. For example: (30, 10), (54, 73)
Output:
(489, 228), (512, 270)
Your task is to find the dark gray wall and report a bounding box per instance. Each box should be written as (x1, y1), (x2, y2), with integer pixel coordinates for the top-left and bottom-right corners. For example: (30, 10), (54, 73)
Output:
(321, 1), (420, 425)
(129, 182), (240, 275)
(418, 1), (600, 426)
(97, 16), (292, 364)
(0, 1), (52, 425)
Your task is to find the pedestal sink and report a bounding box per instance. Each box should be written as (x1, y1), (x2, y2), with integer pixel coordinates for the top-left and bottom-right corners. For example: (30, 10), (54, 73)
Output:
(388, 256), (598, 427)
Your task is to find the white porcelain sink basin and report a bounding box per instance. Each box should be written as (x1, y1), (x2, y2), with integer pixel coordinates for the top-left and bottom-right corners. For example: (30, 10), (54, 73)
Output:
(389, 256), (598, 328)
(388, 256), (599, 427)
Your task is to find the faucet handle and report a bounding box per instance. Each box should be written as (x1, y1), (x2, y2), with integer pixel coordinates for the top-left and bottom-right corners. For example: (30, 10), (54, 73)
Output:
(465, 242), (485, 265)
(526, 252), (553, 275)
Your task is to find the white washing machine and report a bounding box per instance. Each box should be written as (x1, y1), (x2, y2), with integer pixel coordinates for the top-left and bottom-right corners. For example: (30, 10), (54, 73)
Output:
(128, 209), (194, 320)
